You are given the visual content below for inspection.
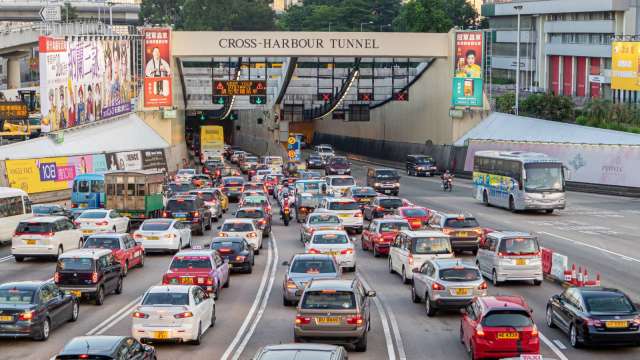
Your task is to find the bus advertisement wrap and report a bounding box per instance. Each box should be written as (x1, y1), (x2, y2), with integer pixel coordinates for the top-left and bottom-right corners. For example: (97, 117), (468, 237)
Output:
(452, 31), (484, 107)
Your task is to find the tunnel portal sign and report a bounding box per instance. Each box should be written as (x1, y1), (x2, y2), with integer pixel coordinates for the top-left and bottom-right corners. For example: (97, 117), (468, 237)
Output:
(213, 80), (267, 96)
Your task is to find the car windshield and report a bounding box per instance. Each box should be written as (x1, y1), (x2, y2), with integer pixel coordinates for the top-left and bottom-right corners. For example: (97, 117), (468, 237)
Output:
(222, 222), (254, 232)
(16, 222), (53, 234)
(78, 212), (107, 219)
(299, 182), (322, 192)
(482, 311), (533, 327)
(245, 157), (258, 162)
(170, 256), (212, 269)
(328, 201), (359, 211)
(75, 180), (90, 193)
(413, 237), (452, 254)
(330, 178), (355, 187)
(291, 259), (336, 274)
(141, 222), (172, 231)
(317, 147), (332, 153)
(352, 188), (376, 196)
(57, 258), (94, 271)
(402, 208), (428, 217)
(375, 170), (398, 178)
(524, 163), (564, 192)
(169, 183), (194, 193)
(223, 177), (244, 185)
(330, 158), (348, 165)
(205, 161), (221, 167)
(301, 291), (355, 309)
(33, 205), (59, 214)
(584, 293), (635, 313)
(312, 233), (349, 244)
(190, 192), (215, 202)
(379, 222), (410, 232)
(309, 215), (340, 225)
(379, 199), (403, 208)
(84, 237), (121, 250)
(309, 155), (321, 160)
(177, 169), (195, 175)
(414, 156), (433, 164)
(258, 351), (334, 360)
(236, 209), (264, 219)
(499, 237), (539, 255)
(211, 241), (243, 253)
(439, 268), (481, 281)
(0, 289), (34, 304)
(266, 157), (283, 165)
(166, 200), (196, 212)
(142, 292), (189, 306)
(444, 218), (479, 228)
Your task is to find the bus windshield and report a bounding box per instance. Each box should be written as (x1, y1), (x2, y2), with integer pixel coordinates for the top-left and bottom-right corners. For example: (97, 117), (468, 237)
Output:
(524, 163), (563, 192)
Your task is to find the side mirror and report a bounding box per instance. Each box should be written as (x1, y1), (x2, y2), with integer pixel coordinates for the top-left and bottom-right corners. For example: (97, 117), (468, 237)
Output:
(366, 290), (376, 297)
(281, 261), (290, 266)
(412, 268), (420, 273)
(460, 308), (467, 314)
(135, 241), (142, 246)
(552, 294), (560, 301)
(217, 225), (222, 230)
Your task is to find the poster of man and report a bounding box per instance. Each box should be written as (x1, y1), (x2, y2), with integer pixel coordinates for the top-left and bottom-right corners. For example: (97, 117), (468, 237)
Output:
(143, 28), (173, 108)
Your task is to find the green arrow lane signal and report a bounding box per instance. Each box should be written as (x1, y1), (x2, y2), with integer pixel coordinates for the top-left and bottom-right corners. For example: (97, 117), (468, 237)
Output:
(255, 97), (263, 104)
(217, 97), (225, 104)
(200, 113), (206, 121)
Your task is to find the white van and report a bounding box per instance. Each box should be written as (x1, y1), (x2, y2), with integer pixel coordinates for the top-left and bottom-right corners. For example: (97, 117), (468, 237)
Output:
(389, 230), (454, 283)
(0, 187), (33, 244)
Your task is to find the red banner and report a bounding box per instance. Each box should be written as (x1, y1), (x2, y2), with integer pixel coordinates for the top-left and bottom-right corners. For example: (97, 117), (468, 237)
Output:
(143, 28), (172, 108)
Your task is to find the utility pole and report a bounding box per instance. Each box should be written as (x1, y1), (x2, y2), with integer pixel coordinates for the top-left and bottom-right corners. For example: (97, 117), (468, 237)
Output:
(514, 5), (523, 116)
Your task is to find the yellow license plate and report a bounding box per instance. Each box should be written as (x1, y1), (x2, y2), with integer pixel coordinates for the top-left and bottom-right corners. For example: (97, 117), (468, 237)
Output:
(326, 251), (339, 256)
(79, 204), (88, 208)
(180, 278), (194, 285)
(458, 232), (468, 237)
(176, 218), (186, 221)
(605, 321), (628, 328)
(338, 214), (350, 218)
(146, 236), (159, 240)
(67, 290), (81, 297)
(497, 332), (519, 340)
(82, 230), (94, 234)
(25, 239), (36, 245)
(228, 264), (233, 268)
(516, 259), (526, 265)
(152, 331), (169, 339)
(316, 316), (341, 325)
(0, 315), (13, 321)
(454, 288), (470, 296)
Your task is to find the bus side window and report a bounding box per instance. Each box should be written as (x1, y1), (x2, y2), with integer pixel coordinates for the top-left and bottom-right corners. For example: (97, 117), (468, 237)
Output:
(91, 180), (105, 193)
(23, 196), (31, 214)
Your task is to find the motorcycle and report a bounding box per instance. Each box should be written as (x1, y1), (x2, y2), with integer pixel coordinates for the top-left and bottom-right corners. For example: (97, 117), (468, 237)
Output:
(282, 203), (291, 226)
(442, 177), (453, 192)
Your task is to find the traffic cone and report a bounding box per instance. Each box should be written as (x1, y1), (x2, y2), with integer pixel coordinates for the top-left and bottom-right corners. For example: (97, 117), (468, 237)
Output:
(577, 266), (583, 287)
(563, 268), (572, 283)
(570, 264), (577, 286)
(596, 273), (601, 287)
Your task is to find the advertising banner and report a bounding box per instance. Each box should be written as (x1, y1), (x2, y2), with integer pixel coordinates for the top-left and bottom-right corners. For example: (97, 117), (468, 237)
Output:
(105, 149), (167, 172)
(143, 28), (172, 108)
(39, 36), (133, 133)
(611, 41), (640, 91)
(452, 31), (484, 107)
(465, 139), (640, 187)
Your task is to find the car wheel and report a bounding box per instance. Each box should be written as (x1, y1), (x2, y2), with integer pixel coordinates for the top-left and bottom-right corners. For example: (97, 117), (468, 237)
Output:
(407, 169), (410, 175)
(94, 286), (105, 305)
(546, 306), (556, 328)
(210, 305), (216, 327)
(354, 331), (367, 352)
(139, 253), (145, 268)
(70, 300), (79, 322)
(425, 294), (437, 317)
(361, 236), (367, 251)
(471, 248), (478, 256)
(213, 285), (220, 300)
(36, 318), (50, 341)
(570, 324), (581, 348)
(115, 277), (123, 294)
(191, 322), (202, 345)
(246, 263), (253, 274)
(55, 245), (63, 260)
(14, 256), (24, 262)
(509, 196), (517, 213)
(113, 226), (117, 232)
(492, 269), (501, 287)
(402, 267), (410, 284)
(123, 261), (129, 276)
(411, 283), (420, 303)
(126, 222), (131, 233)
(388, 258), (394, 274)
(283, 296), (293, 307)
(373, 246), (379, 258)
(534, 279), (542, 286)
(459, 323), (465, 344)
(77, 238), (83, 249)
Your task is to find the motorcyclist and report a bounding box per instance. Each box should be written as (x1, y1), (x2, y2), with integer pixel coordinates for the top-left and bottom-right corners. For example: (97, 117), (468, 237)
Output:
(441, 170), (454, 189)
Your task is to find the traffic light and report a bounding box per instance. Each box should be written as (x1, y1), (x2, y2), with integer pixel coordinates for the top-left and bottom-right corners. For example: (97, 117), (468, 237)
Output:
(250, 95), (267, 105)
(199, 112), (206, 121)
(393, 90), (409, 101)
(213, 96), (227, 105)
(358, 92), (373, 102)
(318, 93), (332, 102)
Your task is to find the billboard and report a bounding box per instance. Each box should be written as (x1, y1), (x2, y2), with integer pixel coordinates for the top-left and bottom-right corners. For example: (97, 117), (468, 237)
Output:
(464, 139), (640, 187)
(39, 36), (133, 133)
(452, 31), (484, 107)
(6, 149), (166, 194)
(611, 41), (640, 91)
(143, 28), (172, 108)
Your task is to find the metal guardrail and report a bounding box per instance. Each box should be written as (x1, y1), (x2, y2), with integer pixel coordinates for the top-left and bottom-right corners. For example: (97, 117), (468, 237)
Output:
(0, 21), (129, 38)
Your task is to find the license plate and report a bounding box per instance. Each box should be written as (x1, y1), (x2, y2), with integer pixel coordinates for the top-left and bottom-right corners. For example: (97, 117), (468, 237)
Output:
(180, 277), (194, 285)
(146, 236), (159, 240)
(174, 213), (187, 218)
(605, 320), (628, 328)
(25, 239), (36, 245)
(66, 290), (81, 297)
(497, 332), (519, 339)
(0, 315), (13, 322)
(384, 190), (391, 194)
(152, 331), (169, 339)
(176, 218), (186, 222)
(458, 232), (468, 237)
(325, 251), (339, 256)
(453, 288), (470, 296)
(338, 214), (350, 218)
(82, 230), (94, 234)
(228, 264), (233, 268)
(516, 259), (526, 266)
(79, 203), (88, 208)
(316, 316), (341, 325)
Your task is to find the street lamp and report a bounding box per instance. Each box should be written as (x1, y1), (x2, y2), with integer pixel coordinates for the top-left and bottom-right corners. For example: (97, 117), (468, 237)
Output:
(106, 1), (114, 26)
(514, 4), (523, 116)
(380, 24), (392, 32)
(360, 21), (373, 32)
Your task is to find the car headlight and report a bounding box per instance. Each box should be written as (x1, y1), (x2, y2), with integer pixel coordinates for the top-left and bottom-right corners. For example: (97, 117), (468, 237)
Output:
(374, 182), (382, 187)
(394, 182), (400, 187)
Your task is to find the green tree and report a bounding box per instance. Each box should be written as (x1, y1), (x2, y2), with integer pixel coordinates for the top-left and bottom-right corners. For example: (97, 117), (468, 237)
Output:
(140, 0), (185, 27)
(393, 0), (478, 32)
(62, 3), (78, 22)
(495, 93), (515, 113)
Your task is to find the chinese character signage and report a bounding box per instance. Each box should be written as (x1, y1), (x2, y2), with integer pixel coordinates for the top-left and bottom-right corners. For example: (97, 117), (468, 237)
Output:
(143, 28), (173, 108)
(0, 102), (29, 120)
(213, 80), (267, 96)
(611, 41), (640, 91)
(38, 36), (134, 133)
(452, 31), (484, 108)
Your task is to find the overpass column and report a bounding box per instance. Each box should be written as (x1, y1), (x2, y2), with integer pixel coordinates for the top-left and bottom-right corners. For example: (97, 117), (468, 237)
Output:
(6, 56), (21, 89)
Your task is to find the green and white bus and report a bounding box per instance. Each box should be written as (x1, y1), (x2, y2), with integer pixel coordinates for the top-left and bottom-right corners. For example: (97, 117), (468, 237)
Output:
(472, 151), (567, 213)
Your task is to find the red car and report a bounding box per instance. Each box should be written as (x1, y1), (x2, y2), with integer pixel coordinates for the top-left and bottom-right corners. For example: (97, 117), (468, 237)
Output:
(264, 174), (283, 195)
(82, 233), (144, 276)
(460, 296), (540, 360)
(397, 206), (431, 230)
(361, 217), (410, 257)
(162, 249), (230, 300)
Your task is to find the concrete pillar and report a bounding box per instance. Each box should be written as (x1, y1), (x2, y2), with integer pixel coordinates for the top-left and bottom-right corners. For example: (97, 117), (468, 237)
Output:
(7, 57), (21, 89)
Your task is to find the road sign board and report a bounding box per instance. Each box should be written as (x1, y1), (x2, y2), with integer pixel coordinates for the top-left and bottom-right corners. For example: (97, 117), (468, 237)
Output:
(213, 81), (267, 96)
(287, 137), (296, 145)
(213, 96), (227, 105)
(250, 95), (267, 105)
(40, 5), (62, 22)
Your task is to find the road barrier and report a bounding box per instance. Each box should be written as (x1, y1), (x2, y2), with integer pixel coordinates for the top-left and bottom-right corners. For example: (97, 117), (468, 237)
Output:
(543, 247), (602, 288)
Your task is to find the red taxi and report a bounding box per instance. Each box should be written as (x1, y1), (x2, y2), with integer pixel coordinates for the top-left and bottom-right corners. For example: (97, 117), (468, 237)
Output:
(264, 174), (283, 195)
(361, 217), (410, 257)
(460, 296), (540, 360)
(82, 233), (144, 276)
(397, 206), (431, 230)
(161, 249), (230, 300)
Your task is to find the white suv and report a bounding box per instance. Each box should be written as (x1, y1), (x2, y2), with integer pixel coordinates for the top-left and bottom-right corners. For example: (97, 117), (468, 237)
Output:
(12, 216), (83, 261)
(326, 175), (356, 197)
(316, 197), (363, 233)
(388, 230), (454, 284)
(218, 219), (263, 254)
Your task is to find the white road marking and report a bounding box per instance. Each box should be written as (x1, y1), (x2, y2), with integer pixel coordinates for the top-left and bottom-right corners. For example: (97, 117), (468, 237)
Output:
(0, 255), (14, 263)
(539, 331), (569, 360)
(220, 234), (275, 360)
(553, 339), (567, 350)
(231, 232), (279, 360)
(86, 295), (143, 336)
(541, 231), (640, 264)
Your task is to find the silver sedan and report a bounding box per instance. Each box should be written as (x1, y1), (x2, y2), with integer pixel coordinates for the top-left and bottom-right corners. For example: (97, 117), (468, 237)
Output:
(299, 213), (344, 243)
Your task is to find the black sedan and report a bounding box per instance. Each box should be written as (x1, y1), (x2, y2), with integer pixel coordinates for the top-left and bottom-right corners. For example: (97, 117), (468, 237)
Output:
(0, 281), (79, 341)
(32, 204), (74, 221)
(210, 237), (255, 273)
(546, 287), (640, 348)
(306, 154), (325, 169)
(56, 335), (156, 359)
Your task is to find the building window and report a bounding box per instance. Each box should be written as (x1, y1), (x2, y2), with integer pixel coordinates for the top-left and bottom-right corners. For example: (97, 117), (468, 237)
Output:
(603, 58), (612, 70)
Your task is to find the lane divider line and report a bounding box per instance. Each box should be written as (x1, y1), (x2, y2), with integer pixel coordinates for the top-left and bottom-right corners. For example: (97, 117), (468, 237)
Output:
(220, 233), (274, 360)
(86, 295), (143, 336)
(541, 231), (640, 264)
(539, 331), (570, 360)
(553, 339), (567, 350)
(0, 255), (14, 263)
(231, 232), (279, 360)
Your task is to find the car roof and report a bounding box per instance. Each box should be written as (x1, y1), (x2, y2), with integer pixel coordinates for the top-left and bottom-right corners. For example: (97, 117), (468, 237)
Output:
(488, 231), (534, 239)
(174, 250), (215, 257)
(292, 253), (336, 261)
(326, 197), (355, 202)
(307, 279), (356, 292)
(59, 336), (124, 355)
(142, 218), (174, 223)
(399, 229), (448, 238)
(20, 216), (67, 223)
(86, 233), (127, 239)
(374, 217), (409, 223)
(258, 343), (342, 357)
(575, 287), (627, 296)
(479, 295), (529, 311)
(312, 230), (348, 236)
(372, 167), (396, 171)
(237, 207), (265, 212)
(0, 281), (48, 290)
(147, 285), (191, 294)
(169, 195), (198, 201)
(212, 237), (244, 243)
(224, 218), (256, 224)
(376, 196), (401, 200)
(436, 212), (476, 219)
(326, 175), (353, 179)
(432, 258), (476, 269)
(59, 248), (112, 260)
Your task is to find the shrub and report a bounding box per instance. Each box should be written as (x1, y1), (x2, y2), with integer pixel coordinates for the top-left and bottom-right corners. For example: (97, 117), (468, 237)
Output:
(575, 115), (588, 126)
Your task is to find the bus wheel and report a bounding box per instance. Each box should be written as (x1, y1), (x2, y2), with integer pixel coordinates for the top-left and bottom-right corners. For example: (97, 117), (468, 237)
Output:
(509, 196), (517, 213)
(482, 191), (489, 206)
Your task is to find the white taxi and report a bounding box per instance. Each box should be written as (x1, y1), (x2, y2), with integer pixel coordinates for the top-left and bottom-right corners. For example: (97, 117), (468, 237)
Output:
(326, 175), (356, 197)
(316, 197), (363, 233)
(132, 285), (215, 345)
(217, 219), (263, 254)
(175, 168), (196, 183)
(305, 230), (356, 272)
(134, 218), (192, 254)
(74, 209), (129, 237)
(11, 216), (83, 261)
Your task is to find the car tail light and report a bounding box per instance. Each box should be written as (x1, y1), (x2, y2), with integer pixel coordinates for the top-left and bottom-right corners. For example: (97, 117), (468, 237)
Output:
(633, 316), (640, 326)
(18, 310), (35, 321)
(531, 324), (539, 337)
(442, 228), (453, 235)
(91, 272), (99, 283)
(73, 221), (80, 227)
(218, 232), (228, 237)
(408, 254), (414, 266)
(286, 279), (297, 289)
(474, 228), (483, 235)
(341, 248), (354, 255)
(346, 314), (364, 326)
(477, 281), (488, 290)
(376, 206), (384, 211)
(79, 355), (89, 359)
(197, 277), (205, 284)
(132, 311), (149, 319)
(431, 282), (445, 291)
(585, 318), (603, 327)
(295, 315), (311, 325)
(162, 275), (169, 285)
(235, 255), (245, 262)
(193, 211), (200, 218)
(247, 232), (257, 238)
(355, 211), (363, 218)
(497, 252), (507, 257)
(258, 219), (266, 225)
(206, 277), (214, 285)
(133, 233), (143, 239)
(306, 227), (315, 234)
(475, 324), (485, 337)
(71, 203), (78, 208)
(162, 211), (170, 218)
(308, 248), (320, 254)
(174, 311), (194, 319)
(95, 221), (108, 226)
(54, 272), (59, 283)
